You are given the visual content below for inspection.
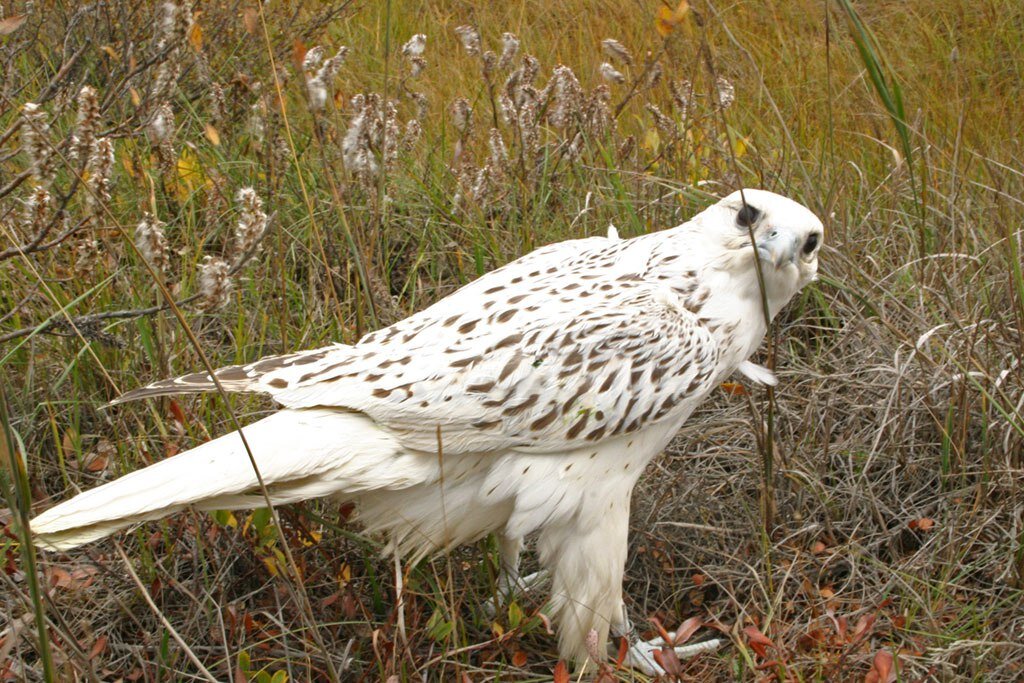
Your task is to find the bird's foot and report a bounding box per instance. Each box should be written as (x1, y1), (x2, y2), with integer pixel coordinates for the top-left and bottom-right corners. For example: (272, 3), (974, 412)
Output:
(615, 634), (723, 676)
(482, 570), (550, 618)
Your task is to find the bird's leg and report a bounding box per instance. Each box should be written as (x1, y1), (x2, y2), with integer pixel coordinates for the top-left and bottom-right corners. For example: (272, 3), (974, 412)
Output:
(610, 601), (724, 675)
(496, 533), (523, 598)
(483, 534), (549, 618)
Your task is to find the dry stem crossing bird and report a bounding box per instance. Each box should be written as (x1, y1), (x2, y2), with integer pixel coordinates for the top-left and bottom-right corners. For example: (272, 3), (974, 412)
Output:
(31, 189), (823, 673)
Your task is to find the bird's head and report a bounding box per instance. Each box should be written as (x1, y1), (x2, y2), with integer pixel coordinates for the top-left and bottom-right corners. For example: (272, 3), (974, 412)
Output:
(697, 189), (824, 312)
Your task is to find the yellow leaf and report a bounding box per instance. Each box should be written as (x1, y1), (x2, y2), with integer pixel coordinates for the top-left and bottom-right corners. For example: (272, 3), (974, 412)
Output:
(129, 88), (141, 106)
(175, 146), (205, 201)
(261, 556), (279, 577)
(337, 563), (351, 589)
(732, 136), (748, 158)
(204, 123), (221, 146)
(122, 155), (136, 179)
(642, 127), (661, 153)
(101, 45), (119, 60)
(491, 621), (505, 638)
(656, 1), (690, 37)
(188, 20), (203, 52)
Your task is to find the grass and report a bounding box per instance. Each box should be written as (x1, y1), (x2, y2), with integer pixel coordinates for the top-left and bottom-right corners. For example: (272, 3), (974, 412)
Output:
(1, 0), (1023, 680)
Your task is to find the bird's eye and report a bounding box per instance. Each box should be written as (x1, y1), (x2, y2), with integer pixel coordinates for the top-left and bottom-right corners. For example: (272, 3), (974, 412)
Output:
(802, 233), (820, 255)
(736, 204), (761, 228)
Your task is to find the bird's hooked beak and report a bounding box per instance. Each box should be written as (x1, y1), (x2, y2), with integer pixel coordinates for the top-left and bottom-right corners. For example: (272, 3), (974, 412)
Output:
(755, 227), (801, 269)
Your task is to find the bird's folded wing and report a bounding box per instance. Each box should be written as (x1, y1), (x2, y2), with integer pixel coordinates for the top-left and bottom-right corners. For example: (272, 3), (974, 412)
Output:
(270, 287), (719, 454)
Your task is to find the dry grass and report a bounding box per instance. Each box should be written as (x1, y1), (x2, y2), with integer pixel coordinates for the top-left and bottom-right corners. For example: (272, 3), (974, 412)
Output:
(1, 0), (1022, 681)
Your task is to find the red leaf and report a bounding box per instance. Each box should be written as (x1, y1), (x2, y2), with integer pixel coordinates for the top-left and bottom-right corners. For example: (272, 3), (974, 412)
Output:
(743, 625), (774, 658)
(648, 616), (673, 643)
(615, 635), (629, 666)
(553, 661), (570, 683)
(167, 399), (187, 426)
(673, 616), (702, 646)
(512, 650), (528, 667)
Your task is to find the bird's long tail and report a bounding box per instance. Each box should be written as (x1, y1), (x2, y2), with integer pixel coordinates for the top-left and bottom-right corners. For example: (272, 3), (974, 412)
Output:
(30, 408), (417, 551)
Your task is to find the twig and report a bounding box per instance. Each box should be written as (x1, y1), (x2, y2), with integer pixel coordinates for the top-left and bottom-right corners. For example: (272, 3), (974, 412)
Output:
(113, 544), (219, 682)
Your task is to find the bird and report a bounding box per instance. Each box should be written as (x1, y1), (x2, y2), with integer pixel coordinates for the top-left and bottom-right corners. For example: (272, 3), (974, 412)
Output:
(31, 188), (823, 673)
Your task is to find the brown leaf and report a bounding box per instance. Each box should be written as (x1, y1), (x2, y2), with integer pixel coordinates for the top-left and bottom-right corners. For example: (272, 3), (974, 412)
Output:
(48, 567), (72, 589)
(0, 15), (27, 35)
(242, 7), (259, 35)
(553, 661), (570, 683)
(188, 20), (203, 52)
(511, 650), (527, 667)
(811, 540), (827, 554)
(88, 635), (108, 659)
(865, 649), (895, 683)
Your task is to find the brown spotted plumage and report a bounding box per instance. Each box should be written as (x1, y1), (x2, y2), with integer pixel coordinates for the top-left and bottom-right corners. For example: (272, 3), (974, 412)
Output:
(33, 190), (824, 674)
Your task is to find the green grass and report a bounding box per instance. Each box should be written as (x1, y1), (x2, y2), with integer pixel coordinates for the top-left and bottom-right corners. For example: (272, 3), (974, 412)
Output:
(1, 0), (1023, 680)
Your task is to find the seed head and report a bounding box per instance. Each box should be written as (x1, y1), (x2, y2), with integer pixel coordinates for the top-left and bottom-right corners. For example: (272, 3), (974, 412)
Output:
(21, 103), (55, 186)
(584, 85), (612, 136)
(454, 25), (480, 56)
(601, 38), (633, 66)
(599, 62), (625, 85)
(306, 46), (348, 111)
(232, 188), (268, 266)
(197, 255), (232, 310)
(669, 79), (693, 119)
(149, 102), (174, 143)
(134, 213), (170, 274)
(409, 57), (427, 78)
(545, 65), (583, 128)
(450, 98), (473, 136)
(498, 33), (520, 70)
(86, 137), (115, 213)
(401, 33), (426, 58)
(643, 60), (663, 90)
(302, 46), (325, 73)
(645, 103), (677, 140)
(482, 50), (497, 77)
(22, 187), (51, 235)
(716, 76), (735, 109)
(72, 86), (100, 164)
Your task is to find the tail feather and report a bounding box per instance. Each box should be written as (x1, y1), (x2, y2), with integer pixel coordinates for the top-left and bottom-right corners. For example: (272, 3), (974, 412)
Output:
(30, 408), (403, 551)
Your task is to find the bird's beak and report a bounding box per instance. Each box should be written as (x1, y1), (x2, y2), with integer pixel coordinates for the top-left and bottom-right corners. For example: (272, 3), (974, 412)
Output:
(755, 228), (800, 268)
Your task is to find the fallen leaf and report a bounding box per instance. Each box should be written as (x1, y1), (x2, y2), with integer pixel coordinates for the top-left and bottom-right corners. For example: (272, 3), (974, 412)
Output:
(204, 123), (221, 146)
(720, 381), (748, 396)
(242, 7), (259, 35)
(0, 15), (27, 35)
(188, 20), (203, 52)
(673, 616), (702, 645)
(811, 540), (827, 554)
(743, 625), (774, 659)
(553, 661), (570, 683)
(692, 572), (706, 586)
(511, 650), (527, 667)
(88, 635), (108, 659)
(865, 649), (896, 683)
